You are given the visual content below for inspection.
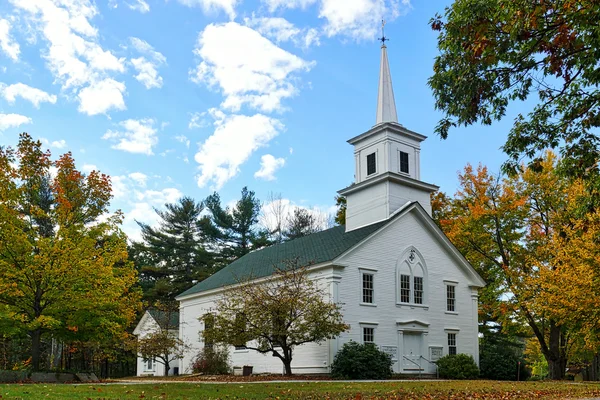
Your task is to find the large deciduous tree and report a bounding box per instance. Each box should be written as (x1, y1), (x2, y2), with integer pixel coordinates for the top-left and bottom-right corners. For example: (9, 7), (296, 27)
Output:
(435, 152), (600, 379)
(203, 259), (348, 375)
(0, 133), (140, 371)
(429, 0), (600, 175)
(132, 197), (214, 303)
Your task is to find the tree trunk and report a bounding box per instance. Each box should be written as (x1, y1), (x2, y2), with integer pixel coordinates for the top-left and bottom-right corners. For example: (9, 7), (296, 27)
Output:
(283, 359), (292, 376)
(30, 328), (42, 371)
(546, 322), (567, 380)
(164, 360), (170, 376)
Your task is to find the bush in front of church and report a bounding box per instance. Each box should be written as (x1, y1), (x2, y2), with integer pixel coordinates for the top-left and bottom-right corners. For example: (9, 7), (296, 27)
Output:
(331, 341), (393, 379)
(436, 354), (479, 379)
(479, 341), (529, 380)
(191, 346), (231, 375)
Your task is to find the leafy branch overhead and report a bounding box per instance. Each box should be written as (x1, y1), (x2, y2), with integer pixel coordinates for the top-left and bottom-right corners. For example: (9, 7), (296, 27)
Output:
(429, 0), (600, 176)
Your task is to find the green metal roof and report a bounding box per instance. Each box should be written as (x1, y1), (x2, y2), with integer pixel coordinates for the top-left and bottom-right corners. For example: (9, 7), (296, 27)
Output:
(177, 221), (388, 298)
(148, 309), (180, 329)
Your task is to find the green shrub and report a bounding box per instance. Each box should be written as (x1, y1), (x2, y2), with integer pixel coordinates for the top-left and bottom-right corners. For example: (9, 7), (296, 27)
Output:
(191, 346), (231, 375)
(480, 342), (529, 380)
(331, 341), (392, 380)
(436, 354), (479, 379)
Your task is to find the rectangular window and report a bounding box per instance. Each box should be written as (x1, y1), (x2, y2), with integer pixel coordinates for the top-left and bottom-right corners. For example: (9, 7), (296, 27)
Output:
(400, 274), (410, 303)
(362, 273), (374, 304)
(447, 285), (456, 312)
(448, 333), (457, 355)
(234, 313), (247, 350)
(363, 327), (375, 344)
(204, 314), (214, 350)
(367, 152), (376, 175)
(400, 151), (409, 174)
(414, 276), (423, 304)
(145, 358), (154, 371)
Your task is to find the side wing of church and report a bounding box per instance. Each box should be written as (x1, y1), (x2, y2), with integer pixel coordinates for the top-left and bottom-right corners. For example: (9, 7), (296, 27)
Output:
(175, 40), (485, 375)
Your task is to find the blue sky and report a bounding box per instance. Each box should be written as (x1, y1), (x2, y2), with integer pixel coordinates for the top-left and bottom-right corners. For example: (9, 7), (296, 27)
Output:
(0, 0), (522, 240)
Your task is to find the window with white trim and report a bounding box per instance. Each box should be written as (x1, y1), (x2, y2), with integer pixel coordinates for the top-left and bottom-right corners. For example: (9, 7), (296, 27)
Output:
(362, 273), (374, 304)
(399, 151), (409, 174)
(414, 276), (423, 304)
(363, 327), (375, 344)
(366, 152), (377, 175)
(400, 274), (410, 303)
(144, 357), (155, 371)
(446, 284), (456, 312)
(448, 333), (457, 355)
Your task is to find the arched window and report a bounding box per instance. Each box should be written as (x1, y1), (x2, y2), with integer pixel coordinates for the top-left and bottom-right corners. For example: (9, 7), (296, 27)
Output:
(396, 247), (428, 306)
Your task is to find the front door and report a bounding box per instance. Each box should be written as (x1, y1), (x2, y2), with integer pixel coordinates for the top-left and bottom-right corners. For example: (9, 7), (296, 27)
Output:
(402, 332), (422, 371)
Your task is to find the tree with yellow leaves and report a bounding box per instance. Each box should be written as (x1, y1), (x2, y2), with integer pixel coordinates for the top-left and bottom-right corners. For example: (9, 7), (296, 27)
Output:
(435, 152), (600, 379)
(0, 133), (141, 371)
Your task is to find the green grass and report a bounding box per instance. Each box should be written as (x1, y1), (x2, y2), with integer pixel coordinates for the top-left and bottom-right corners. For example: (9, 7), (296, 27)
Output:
(1, 380), (600, 399)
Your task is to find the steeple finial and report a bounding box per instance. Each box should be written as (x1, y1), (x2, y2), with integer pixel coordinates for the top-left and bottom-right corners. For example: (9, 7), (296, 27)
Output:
(378, 19), (388, 47)
(375, 21), (398, 125)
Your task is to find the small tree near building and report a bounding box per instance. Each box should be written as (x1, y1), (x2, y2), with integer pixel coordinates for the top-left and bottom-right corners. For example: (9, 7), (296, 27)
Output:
(203, 259), (348, 375)
(135, 302), (187, 376)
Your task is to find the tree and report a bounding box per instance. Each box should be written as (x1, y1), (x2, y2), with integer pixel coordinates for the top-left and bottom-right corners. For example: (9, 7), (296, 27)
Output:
(0, 133), (140, 371)
(203, 259), (349, 375)
(260, 192), (288, 244)
(429, 0), (600, 176)
(283, 208), (322, 241)
(135, 301), (187, 376)
(204, 187), (266, 261)
(132, 197), (214, 303)
(435, 152), (598, 379)
(334, 195), (346, 225)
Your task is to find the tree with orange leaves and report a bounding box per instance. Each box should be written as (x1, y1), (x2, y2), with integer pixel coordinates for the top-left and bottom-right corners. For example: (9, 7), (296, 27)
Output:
(0, 133), (141, 371)
(435, 152), (600, 379)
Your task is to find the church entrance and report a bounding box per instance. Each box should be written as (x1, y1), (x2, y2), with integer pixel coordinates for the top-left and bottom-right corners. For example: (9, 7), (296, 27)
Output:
(401, 332), (423, 372)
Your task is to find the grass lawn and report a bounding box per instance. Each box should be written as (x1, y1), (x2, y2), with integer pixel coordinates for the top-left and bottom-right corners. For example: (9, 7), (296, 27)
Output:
(1, 380), (600, 399)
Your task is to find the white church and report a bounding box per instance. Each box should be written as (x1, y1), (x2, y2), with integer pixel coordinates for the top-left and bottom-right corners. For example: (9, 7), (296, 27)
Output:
(137, 41), (485, 376)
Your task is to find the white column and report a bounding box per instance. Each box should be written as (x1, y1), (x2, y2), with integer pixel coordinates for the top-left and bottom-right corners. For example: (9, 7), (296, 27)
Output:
(326, 273), (342, 371)
(354, 152), (360, 183)
(471, 290), (480, 366)
(415, 148), (421, 180)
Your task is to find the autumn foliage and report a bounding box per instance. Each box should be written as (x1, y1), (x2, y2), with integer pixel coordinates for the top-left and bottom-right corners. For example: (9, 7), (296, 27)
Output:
(434, 152), (600, 379)
(0, 133), (141, 371)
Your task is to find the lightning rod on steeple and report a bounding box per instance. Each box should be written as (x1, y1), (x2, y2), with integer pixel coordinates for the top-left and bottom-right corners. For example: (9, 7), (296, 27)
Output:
(378, 19), (388, 47)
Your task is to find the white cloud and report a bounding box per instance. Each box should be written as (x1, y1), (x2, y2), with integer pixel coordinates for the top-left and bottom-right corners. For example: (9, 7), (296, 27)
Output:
(255, 154), (285, 181)
(190, 22), (315, 113)
(129, 38), (166, 89)
(129, 0), (150, 13)
(102, 118), (158, 155)
(174, 134), (191, 148)
(82, 163), (97, 173)
(0, 113), (32, 131)
(77, 78), (126, 115)
(175, 0), (239, 20)
(188, 111), (207, 129)
(131, 57), (163, 89)
(262, 0), (317, 12)
(51, 139), (67, 149)
(0, 83), (57, 108)
(195, 110), (283, 190)
(319, 0), (411, 40)
(11, 0), (127, 113)
(128, 172), (148, 186)
(0, 19), (20, 61)
(244, 16), (320, 48)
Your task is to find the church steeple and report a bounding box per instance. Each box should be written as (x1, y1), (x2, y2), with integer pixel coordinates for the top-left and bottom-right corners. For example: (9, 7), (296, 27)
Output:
(376, 22), (398, 125)
(338, 25), (439, 232)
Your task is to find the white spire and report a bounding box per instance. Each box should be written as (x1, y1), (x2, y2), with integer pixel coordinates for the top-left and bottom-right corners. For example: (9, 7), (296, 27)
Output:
(375, 43), (398, 125)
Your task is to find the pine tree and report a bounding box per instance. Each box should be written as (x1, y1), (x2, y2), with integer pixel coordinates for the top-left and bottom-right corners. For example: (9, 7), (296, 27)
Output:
(134, 197), (214, 302)
(204, 187), (266, 262)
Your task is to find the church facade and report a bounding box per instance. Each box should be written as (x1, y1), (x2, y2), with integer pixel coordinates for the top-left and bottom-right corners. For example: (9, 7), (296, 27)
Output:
(174, 42), (485, 376)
